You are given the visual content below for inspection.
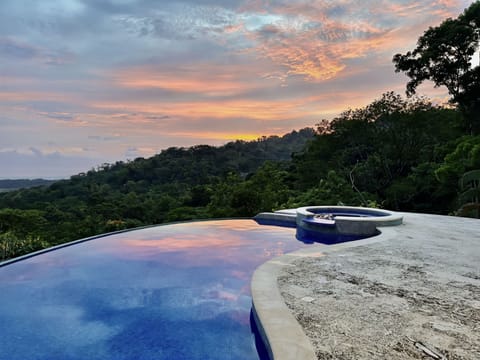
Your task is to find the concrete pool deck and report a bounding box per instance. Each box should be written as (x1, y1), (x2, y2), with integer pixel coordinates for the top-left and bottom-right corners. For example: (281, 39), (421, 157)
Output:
(251, 212), (480, 359)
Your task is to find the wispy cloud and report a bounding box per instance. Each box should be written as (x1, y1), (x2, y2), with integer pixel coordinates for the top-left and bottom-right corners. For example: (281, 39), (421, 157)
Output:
(112, 4), (240, 40)
(112, 64), (260, 97)
(0, 37), (38, 59)
(92, 97), (316, 121)
(0, 37), (73, 65)
(0, 91), (76, 103)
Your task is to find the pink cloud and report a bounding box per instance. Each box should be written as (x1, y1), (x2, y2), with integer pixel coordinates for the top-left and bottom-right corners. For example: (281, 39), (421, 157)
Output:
(247, 22), (394, 81)
(238, 0), (469, 82)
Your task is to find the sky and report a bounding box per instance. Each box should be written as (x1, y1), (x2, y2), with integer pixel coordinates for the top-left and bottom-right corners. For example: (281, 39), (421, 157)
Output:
(0, 0), (474, 178)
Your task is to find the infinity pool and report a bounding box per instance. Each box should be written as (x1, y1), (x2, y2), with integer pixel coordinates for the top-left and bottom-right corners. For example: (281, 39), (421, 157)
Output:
(0, 220), (308, 360)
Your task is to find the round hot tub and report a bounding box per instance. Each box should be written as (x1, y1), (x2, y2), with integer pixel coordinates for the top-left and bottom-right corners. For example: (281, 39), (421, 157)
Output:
(297, 206), (403, 238)
(254, 206), (403, 244)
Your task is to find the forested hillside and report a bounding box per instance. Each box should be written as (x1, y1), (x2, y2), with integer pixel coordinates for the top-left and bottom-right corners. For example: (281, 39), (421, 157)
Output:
(1, 2), (479, 261)
(0, 129), (315, 259)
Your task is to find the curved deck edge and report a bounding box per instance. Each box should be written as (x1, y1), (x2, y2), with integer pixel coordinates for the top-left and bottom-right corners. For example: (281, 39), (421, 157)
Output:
(251, 226), (399, 360)
(251, 251), (317, 360)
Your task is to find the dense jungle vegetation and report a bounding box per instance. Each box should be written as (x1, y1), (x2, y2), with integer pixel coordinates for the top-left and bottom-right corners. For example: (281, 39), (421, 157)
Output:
(1, 2), (479, 260)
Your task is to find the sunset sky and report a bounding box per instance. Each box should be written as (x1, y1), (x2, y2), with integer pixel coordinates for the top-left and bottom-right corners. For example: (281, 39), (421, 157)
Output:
(0, 0), (474, 178)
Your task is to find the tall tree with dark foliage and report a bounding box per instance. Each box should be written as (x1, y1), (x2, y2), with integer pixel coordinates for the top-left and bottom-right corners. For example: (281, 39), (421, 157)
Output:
(393, 1), (480, 134)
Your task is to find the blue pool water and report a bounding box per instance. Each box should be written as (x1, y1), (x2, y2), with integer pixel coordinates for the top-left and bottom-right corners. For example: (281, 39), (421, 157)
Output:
(0, 220), (308, 360)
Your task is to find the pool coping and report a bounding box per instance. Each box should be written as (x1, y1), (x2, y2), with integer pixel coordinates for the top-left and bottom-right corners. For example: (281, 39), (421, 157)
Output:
(251, 226), (399, 360)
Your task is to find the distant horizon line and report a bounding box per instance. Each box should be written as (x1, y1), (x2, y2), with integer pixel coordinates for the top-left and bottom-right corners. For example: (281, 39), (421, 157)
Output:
(1, 127), (315, 181)
(0, 177), (65, 181)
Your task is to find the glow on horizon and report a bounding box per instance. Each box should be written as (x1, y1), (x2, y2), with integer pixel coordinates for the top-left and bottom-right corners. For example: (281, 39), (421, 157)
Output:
(0, 0), (474, 178)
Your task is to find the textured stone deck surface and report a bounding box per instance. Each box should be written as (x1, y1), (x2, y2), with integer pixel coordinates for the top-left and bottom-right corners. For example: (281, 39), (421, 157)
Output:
(278, 213), (480, 359)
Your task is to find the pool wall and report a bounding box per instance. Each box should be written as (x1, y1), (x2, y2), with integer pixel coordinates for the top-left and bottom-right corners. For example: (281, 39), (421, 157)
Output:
(251, 250), (318, 360)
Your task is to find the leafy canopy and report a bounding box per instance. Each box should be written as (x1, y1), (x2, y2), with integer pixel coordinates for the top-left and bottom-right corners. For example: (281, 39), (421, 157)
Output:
(393, 1), (480, 133)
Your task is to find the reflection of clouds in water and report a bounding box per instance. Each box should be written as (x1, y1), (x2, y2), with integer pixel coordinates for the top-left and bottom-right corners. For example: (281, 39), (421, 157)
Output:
(106, 283), (252, 323)
(105, 284), (246, 313)
(261, 245), (286, 258)
(122, 234), (245, 252)
(37, 305), (121, 347)
(107, 220), (296, 246)
(155, 283), (251, 322)
(1, 220), (305, 359)
(230, 269), (248, 280)
(93, 221), (297, 270)
(0, 255), (75, 284)
(200, 283), (252, 322)
(191, 219), (267, 231)
(107, 287), (157, 310)
(202, 282), (247, 304)
(0, 303), (124, 359)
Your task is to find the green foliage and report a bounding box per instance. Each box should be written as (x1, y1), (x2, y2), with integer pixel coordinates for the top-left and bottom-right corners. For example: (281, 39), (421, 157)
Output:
(0, 208), (47, 238)
(393, 1), (480, 133)
(435, 135), (480, 189)
(457, 169), (480, 218)
(0, 208), (50, 259)
(0, 232), (50, 261)
(292, 92), (463, 212)
(283, 170), (376, 209)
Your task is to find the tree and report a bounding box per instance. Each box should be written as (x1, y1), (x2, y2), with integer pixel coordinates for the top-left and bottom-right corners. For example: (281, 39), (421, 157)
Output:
(457, 169), (480, 218)
(393, 1), (480, 133)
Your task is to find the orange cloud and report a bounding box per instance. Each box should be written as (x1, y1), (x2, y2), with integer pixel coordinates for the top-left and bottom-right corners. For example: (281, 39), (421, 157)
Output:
(0, 91), (74, 102)
(252, 31), (396, 81)
(243, 13), (394, 81)
(122, 235), (245, 252)
(384, 0), (463, 18)
(386, 2), (428, 17)
(112, 63), (268, 97)
(167, 131), (265, 141)
(223, 23), (245, 34)
(93, 96), (311, 121)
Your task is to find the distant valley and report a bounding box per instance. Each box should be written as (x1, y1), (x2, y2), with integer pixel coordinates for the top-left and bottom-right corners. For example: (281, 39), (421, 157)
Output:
(0, 179), (57, 192)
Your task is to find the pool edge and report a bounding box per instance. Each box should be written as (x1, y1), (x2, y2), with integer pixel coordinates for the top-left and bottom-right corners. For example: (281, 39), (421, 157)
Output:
(0, 217), (252, 267)
(250, 227), (399, 360)
(0, 226), (154, 268)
